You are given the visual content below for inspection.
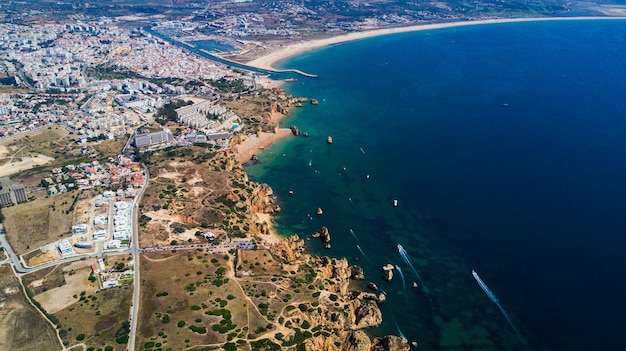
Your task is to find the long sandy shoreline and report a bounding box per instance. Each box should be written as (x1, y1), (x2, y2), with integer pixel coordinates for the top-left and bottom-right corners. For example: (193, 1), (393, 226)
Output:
(247, 16), (626, 71)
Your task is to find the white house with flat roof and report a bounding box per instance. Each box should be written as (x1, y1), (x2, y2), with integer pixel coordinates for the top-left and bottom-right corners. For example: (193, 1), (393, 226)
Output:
(93, 229), (107, 240)
(58, 239), (73, 255)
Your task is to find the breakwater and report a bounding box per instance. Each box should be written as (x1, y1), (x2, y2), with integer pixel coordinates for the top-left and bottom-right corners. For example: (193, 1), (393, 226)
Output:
(144, 27), (317, 79)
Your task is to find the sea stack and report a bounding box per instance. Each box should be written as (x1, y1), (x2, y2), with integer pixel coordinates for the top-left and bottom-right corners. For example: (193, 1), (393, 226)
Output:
(382, 264), (394, 282)
(316, 207), (323, 215)
(310, 98), (319, 105)
(290, 125), (301, 136)
(327, 136), (333, 144)
(319, 226), (331, 243)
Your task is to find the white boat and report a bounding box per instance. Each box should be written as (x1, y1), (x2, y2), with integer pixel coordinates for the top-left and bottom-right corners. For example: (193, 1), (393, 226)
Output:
(393, 199), (398, 207)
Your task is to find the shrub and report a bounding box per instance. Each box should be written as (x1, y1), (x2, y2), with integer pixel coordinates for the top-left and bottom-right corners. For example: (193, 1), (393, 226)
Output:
(75, 334), (85, 341)
(189, 325), (207, 334)
(177, 321), (186, 328)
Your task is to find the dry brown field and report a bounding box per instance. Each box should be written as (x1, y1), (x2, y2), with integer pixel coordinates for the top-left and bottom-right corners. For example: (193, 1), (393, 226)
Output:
(33, 260), (100, 314)
(0, 126), (69, 163)
(138, 147), (244, 248)
(3, 191), (77, 254)
(93, 138), (127, 158)
(237, 249), (282, 276)
(54, 285), (133, 351)
(0, 265), (61, 351)
(136, 248), (329, 351)
(42, 256), (133, 351)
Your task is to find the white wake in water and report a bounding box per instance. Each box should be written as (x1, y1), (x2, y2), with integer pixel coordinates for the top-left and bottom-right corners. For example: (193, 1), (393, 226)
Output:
(349, 229), (360, 244)
(472, 270), (532, 349)
(395, 264), (406, 291)
(356, 245), (371, 263)
(397, 244), (437, 316)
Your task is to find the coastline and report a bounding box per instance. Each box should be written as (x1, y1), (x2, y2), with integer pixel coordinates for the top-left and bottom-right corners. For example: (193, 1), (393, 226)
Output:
(233, 99), (296, 247)
(234, 127), (292, 165)
(246, 16), (626, 70)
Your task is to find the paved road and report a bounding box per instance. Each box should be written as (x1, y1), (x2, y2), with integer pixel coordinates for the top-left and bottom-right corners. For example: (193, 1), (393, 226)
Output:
(0, 232), (133, 274)
(127, 163), (149, 351)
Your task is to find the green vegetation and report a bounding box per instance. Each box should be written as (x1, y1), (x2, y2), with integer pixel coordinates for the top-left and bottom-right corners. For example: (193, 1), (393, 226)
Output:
(207, 78), (246, 93)
(189, 325), (207, 334)
(155, 100), (193, 125)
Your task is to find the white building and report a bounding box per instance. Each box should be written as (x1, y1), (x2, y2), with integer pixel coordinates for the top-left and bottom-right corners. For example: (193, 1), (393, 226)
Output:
(107, 239), (122, 249)
(93, 215), (108, 225)
(72, 223), (88, 235)
(93, 229), (107, 240)
(58, 239), (73, 255)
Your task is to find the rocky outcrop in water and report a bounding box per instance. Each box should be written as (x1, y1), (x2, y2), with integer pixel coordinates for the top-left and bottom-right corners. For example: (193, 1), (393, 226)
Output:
(382, 264), (394, 282)
(350, 300), (383, 329)
(350, 265), (365, 280)
(320, 226), (331, 243)
(351, 291), (387, 304)
(371, 335), (411, 351)
(290, 125), (301, 136)
(270, 234), (305, 263)
(343, 331), (372, 351)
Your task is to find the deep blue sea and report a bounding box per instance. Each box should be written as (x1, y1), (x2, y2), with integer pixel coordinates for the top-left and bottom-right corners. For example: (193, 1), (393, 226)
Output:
(244, 20), (626, 351)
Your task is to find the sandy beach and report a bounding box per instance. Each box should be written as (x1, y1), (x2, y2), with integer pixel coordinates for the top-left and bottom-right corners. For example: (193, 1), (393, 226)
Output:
(255, 212), (283, 246)
(234, 128), (293, 164)
(246, 16), (626, 71)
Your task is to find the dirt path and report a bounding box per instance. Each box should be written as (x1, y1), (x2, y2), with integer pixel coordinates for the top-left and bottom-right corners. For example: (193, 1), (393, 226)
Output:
(142, 255), (179, 263)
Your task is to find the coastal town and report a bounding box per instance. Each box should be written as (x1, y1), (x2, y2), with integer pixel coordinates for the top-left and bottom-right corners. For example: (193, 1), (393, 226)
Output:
(0, 1), (623, 351)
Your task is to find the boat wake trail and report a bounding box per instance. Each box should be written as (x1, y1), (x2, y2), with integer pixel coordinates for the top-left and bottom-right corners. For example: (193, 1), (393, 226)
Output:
(393, 316), (405, 339)
(356, 245), (371, 263)
(398, 244), (437, 316)
(349, 229), (360, 244)
(360, 147), (366, 154)
(472, 270), (531, 349)
(395, 265), (406, 291)
(397, 244), (425, 287)
(308, 158), (313, 166)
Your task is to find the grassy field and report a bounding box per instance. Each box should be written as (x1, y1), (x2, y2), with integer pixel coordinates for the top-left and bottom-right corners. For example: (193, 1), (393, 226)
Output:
(0, 265), (61, 351)
(3, 191), (78, 255)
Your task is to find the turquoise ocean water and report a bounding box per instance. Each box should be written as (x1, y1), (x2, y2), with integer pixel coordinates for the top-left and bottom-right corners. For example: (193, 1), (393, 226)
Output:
(244, 20), (626, 351)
